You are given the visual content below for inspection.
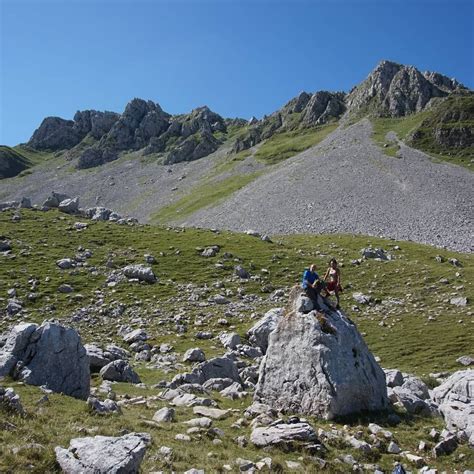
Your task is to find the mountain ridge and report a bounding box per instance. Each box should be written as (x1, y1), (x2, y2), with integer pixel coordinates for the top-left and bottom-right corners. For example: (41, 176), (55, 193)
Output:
(8, 59), (469, 173)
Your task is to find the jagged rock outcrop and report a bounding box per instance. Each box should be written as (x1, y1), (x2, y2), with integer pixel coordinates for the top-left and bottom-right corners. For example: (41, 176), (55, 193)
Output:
(55, 432), (151, 473)
(73, 110), (120, 139)
(301, 91), (346, 126)
(99, 98), (170, 151)
(346, 60), (467, 117)
(28, 117), (80, 150)
(254, 287), (389, 419)
(27, 99), (231, 168)
(164, 130), (219, 165)
(28, 110), (120, 151)
(0, 322), (90, 399)
(144, 106), (225, 163)
(232, 90), (345, 154)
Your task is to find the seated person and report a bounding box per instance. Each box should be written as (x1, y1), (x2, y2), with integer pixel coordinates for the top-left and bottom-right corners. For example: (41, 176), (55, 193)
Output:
(302, 264), (324, 310)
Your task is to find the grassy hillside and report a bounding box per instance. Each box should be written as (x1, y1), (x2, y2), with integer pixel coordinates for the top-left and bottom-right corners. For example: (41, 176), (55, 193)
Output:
(0, 209), (472, 472)
(0, 146), (32, 179)
(151, 172), (262, 224)
(371, 94), (474, 168)
(254, 123), (338, 165)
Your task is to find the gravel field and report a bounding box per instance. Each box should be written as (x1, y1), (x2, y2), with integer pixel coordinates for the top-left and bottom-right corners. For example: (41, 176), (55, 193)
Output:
(0, 147), (227, 221)
(182, 119), (474, 252)
(1, 119), (472, 252)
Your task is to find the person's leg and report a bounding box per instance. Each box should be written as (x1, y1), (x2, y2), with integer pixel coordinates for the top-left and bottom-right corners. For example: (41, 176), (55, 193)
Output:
(334, 287), (340, 309)
(312, 282), (324, 310)
(305, 286), (320, 310)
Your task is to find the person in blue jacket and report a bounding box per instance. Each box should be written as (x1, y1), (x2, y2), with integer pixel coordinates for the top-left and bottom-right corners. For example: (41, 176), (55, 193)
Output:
(301, 264), (323, 309)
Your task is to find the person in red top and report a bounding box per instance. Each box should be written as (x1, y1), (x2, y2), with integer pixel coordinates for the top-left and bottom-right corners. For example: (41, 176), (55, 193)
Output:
(324, 258), (342, 309)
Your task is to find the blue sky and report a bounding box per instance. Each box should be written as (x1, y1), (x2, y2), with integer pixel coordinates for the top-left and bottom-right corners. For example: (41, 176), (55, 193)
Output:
(1, 0), (473, 146)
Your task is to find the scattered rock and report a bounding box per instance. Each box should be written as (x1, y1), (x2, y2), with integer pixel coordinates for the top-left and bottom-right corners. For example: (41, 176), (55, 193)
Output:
(100, 360), (141, 384)
(234, 265), (250, 279)
(6, 300), (22, 316)
(251, 422), (317, 447)
(219, 332), (241, 350)
(387, 441), (401, 454)
(384, 368), (404, 387)
(56, 258), (75, 269)
(171, 355), (241, 387)
(43, 191), (70, 208)
(192, 406), (230, 420)
(201, 246), (220, 257)
(457, 356), (474, 367)
(0, 386), (25, 415)
(450, 296), (468, 307)
(184, 416), (212, 428)
(123, 264), (157, 283)
(58, 197), (79, 214)
(183, 348), (206, 363)
(352, 292), (372, 305)
(432, 435), (458, 457)
(361, 247), (390, 260)
(55, 432), (151, 473)
(58, 283), (74, 293)
(153, 407), (175, 423)
(87, 396), (121, 415)
(123, 328), (148, 344)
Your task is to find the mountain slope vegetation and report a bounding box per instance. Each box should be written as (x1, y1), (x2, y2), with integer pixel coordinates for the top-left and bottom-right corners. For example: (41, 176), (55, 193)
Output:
(0, 146), (31, 179)
(0, 209), (472, 472)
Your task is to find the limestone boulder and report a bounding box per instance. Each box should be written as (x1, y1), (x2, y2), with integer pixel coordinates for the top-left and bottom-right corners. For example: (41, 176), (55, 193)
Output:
(100, 360), (141, 384)
(251, 422), (317, 447)
(58, 197), (79, 214)
(123, 264), (157, 283)
(431, 369), (474, 446)
(0, 322), (90, 399)
(254, 293), (388, 419)
(171, 355), (241, 387)
(55, 432), (151, 473)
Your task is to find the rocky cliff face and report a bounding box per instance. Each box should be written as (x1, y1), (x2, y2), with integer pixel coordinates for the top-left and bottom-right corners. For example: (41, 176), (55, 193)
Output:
(23, 60), (471, 170)
(27, 99), (230, 169)
(346, 60), (467, 117)
(28, 111), (120, 151)
(232, 90), (346, 153)
(408, 93), (473, 156)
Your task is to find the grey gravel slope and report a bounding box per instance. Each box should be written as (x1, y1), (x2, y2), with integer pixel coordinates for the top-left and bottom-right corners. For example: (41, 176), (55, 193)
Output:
(181, 119), (473, 252)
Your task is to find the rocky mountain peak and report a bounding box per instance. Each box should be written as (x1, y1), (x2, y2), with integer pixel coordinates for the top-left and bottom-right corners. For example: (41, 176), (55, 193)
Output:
(346, 59), (467, 117)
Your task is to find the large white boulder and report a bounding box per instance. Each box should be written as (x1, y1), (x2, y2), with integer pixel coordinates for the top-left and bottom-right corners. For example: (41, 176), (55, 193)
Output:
(0, 322), (90, 399)
(254, 287), (388, 419)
